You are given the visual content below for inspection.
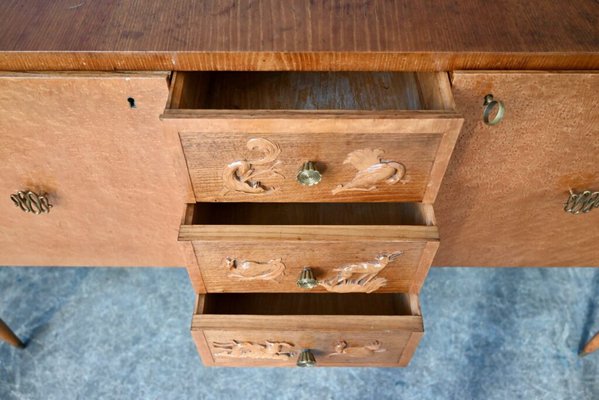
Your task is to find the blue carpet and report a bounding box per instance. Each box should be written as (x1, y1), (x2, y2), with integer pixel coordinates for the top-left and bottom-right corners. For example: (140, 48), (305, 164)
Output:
(1, 267), (598, 400)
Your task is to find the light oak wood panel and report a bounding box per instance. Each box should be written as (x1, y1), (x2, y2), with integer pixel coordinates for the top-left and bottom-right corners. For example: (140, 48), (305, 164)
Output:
(1, 1), (598, 71)
(181, 203), (438, 293)
(0, 73), (186, 267)
(434, 72), (599, 267)
(165, 72), (463, 203)
(192, 293), (423, 367)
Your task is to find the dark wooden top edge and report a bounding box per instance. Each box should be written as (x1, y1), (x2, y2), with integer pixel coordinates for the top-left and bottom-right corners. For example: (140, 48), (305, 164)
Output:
(0, 51), (598, 72)
(1, 0), (597, 71)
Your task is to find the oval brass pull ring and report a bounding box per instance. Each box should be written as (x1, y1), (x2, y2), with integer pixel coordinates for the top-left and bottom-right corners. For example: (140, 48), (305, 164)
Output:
(483, 94), (505, 126)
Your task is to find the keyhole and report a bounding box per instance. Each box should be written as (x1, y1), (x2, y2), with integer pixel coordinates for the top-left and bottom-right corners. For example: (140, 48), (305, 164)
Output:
(127, 97), (136, 108)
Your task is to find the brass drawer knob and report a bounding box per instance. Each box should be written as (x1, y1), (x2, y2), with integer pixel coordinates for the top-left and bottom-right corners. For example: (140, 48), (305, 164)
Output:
(565, 190), (599, 214)
(297, 161), (321, 186)
(296, 349), (316, 367)
(296, 267), (318, 289)
(483, 94), (505, 126)
(10, 190), (52, 214)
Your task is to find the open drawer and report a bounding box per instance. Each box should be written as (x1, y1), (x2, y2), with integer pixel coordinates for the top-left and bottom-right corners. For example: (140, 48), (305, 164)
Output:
(162, 72), (463, 203)
(179, 202), (438, 294)
(192, 292), (423, 367)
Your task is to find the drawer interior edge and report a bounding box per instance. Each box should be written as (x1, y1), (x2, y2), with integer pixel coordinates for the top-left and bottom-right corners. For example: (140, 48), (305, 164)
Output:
(166, 71), (455, 112)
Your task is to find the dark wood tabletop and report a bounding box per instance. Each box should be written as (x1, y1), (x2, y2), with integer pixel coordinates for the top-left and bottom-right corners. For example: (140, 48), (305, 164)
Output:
(1, 0), (598, 71)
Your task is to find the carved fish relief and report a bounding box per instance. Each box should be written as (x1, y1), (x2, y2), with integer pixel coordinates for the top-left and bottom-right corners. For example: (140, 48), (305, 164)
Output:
(223, 257), (286, 281)
(327, 340), (386, 358)
(332, 148), (406, 195)
(212, 340), (295, 360)
(221, 138), (284, 196)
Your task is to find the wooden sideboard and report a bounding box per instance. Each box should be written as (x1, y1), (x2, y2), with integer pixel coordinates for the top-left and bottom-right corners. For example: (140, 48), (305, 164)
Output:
(1, 0), (598, 366)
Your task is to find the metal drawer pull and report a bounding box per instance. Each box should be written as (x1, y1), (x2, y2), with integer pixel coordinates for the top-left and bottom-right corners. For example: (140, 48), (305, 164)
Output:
(297, 161), (322, 186)
(296, 267), (318, 289)
(10, 191), (52, 214)
(483, 94), (505, 126)
(296, 349), (316, 367)
(565, 190), (599, 215)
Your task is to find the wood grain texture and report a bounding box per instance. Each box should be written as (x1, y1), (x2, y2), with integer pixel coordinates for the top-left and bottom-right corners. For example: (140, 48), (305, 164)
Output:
(434, 72), (599, 267)
(0, 1), (598, 71)
(166, 72), (462, 203)
(0, 73), (186, 267)
(180, 203), (437, 293)
(192, 293), (423, 367)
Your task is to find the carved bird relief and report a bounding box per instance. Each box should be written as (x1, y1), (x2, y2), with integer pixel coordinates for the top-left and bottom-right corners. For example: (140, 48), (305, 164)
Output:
(221, 138), (284, 196)
(212, 340), (295, 360)
(332, 148), (406, 195)
(318, 251), (402, 293)
(328, 340), (386, 358)
(222, 257), (286, 281)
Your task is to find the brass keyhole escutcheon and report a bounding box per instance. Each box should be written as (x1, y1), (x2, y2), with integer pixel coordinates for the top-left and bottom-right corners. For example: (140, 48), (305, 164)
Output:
(297, 161), (322, 186)
(10, 190), (53, 214)
(482, 94), (505, 126)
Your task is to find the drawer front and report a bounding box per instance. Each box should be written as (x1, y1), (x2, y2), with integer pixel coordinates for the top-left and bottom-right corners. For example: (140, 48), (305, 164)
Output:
(435, 72), (599, 267)
(0, 73), (187, 267)
(192, 293), (424, 368)
(179, 123), (460, 203)
(196, 330), (419, 367)
(190, 240), (436, 294)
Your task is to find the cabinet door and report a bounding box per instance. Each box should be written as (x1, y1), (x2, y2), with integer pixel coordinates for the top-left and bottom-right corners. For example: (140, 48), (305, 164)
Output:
(435, 72), (599, 267)
(0, 73), (186, 267)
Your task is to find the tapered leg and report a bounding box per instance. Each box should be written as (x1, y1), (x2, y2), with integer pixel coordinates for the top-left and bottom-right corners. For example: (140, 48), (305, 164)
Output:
(580, 332), (599, 357)
(0, 318), (24, 348)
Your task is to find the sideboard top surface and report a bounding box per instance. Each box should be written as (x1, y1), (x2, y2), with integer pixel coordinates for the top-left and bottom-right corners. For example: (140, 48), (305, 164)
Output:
(0, 0), (597, 71)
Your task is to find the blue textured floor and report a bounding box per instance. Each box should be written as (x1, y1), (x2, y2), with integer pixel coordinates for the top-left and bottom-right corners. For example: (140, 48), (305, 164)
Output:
(1, 267), (598, 400)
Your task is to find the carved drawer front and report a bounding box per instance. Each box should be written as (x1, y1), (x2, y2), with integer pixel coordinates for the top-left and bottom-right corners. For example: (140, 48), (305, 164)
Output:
(192, 293), (423, 367)
(179, 203), (438, 294)
(162, 71), (463, 203)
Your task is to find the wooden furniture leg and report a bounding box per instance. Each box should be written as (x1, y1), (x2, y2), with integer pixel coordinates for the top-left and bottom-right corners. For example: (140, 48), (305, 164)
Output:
(580, 332), (599, 357)
(0, 318), (25, 348)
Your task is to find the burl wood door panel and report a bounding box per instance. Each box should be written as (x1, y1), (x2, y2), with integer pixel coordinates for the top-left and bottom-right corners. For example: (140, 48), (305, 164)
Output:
(0, 73), (186, 267)
(434, 72), (599, 267)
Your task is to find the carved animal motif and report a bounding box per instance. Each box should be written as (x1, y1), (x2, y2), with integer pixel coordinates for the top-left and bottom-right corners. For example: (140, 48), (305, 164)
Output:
(212, 340), (295, 360)
(328, 341), (386, 358)
(319, 274), (388, 293)
(318, 251), (402, 293)
(333, 251), (403, 280)
(223, 257), (286, 281)
(221, 138), (283, 196)
(332, 148), (406, 195)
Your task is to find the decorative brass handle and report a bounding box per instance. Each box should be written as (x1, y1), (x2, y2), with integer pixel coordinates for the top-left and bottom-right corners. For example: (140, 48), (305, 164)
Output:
(296, 349), (316, 367)
(296, 267), (318, 289)
(10, 191), (52, 214)
(296, 161), (321, 186)
(482, 94), (505, 126)
(565, 190), (599, 214)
